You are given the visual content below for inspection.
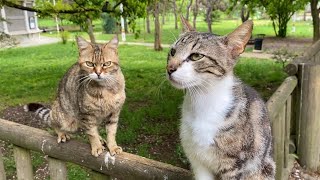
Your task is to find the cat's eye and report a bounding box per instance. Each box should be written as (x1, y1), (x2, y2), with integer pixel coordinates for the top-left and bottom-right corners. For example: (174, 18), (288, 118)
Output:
(85, 61), (95, 67)
(102, 61), (112, 67)
(170, 48), (176, 56)
(189, 53), (204, 61)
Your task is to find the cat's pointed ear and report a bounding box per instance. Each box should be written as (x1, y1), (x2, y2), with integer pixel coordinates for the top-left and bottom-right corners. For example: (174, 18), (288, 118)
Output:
(226, 20), (253, 57)
(180, 15), (195, 32)
(107, 35), (119, 49)
(76, 36), (91, 50)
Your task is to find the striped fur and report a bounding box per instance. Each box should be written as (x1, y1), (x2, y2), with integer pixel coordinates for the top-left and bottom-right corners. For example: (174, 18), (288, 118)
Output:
(167, 18), (275, 179)
(26, 36), (126, 157)
(24, 103), (51, 125)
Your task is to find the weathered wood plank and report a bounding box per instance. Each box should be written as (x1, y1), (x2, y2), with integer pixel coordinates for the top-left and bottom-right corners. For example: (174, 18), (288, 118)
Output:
(297, 63), (320, 172)
(13, 146), (33, 180)
(48, 157), (67, 180)
(0, 147), (6, 180)
(271, 105), (286, 180)
(0, 119), (192, 180)
(266, 76), (297, 121)
(284, 96), (292, 168)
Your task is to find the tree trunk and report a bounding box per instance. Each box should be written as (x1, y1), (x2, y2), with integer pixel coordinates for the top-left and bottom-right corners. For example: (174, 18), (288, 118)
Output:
(311, 0), (320, 42)
(124, 17), (128, 33)
(154, 1), (162, 51)
(162, 1), (166, 25)
(146, 7), (151, 34)
(193, 0), (199, 29)
(173, 0), (178, 29)
(240, 5), (250, 23)
(186, 0), (193, 21)
(206, 0), (213, 33)
(87, 18), (96, 43)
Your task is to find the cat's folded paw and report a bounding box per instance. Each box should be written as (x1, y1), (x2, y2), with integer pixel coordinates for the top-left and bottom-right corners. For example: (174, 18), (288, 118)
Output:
(108, 145), (122, 156)
(91, 144), (105, 157)
(57, 133), (70, 143)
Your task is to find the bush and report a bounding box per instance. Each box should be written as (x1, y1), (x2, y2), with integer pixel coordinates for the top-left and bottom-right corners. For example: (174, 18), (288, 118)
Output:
(101, 13), (116, 34)
(60, 31), (70, 44)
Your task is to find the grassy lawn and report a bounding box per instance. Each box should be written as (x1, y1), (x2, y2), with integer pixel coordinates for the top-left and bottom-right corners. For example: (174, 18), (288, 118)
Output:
(39, 17), (313, 44)
(0, 43), (287, 179)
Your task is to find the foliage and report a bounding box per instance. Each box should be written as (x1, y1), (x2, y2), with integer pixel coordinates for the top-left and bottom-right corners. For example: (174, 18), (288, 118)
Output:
(272, 48), (298, 69)
(0, 32), (18, 48)
(228, 0), (308, 37)
(60, 31), (70, 44)
(101, 13), (117, 34)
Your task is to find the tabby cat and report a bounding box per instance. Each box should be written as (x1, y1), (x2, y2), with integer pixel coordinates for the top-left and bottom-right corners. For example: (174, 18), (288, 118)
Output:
(25, 36), (125, 157)
(166, 17), (275, 179)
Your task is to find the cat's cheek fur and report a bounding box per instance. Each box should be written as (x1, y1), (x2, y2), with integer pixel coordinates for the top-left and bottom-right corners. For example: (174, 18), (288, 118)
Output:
(168, 62), (199, 89)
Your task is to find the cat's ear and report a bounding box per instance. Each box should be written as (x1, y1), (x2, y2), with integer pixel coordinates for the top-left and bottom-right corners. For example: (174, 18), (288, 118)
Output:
(180, 15), (195, 32)
(226, 20), (253, 57)
(107, 35), (119, 49)
(76, 36), (91, 50)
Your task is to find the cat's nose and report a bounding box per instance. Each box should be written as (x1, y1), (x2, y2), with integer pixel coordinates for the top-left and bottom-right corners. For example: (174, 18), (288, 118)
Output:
(167, 66), (177, 75)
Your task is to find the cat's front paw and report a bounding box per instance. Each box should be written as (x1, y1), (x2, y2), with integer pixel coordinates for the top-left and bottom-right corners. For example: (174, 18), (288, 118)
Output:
(91, 143), (105, 157)
(57, 133), (70, 143)
(108, 145), (122, 156)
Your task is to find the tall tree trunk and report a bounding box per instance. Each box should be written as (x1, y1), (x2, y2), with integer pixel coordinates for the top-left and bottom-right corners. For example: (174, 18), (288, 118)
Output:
(124, 17), (128, 33)
(206, 0), (213, 33)
(87, 18), (95, 43)
(193, 0), (199, 29)
(146, 6), (151, 33)
(240, 5), (250, 22)
(162, 1), (166, 25)
(311, 0), (320, 42)
(154, 1), (162, 51)
(186, 0), (193, 21)
(173, 0), (178, 29)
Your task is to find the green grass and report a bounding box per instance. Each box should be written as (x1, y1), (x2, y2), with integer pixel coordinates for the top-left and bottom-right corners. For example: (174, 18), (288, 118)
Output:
(39, 17), (313, 44)
(0, 43), (286, 179)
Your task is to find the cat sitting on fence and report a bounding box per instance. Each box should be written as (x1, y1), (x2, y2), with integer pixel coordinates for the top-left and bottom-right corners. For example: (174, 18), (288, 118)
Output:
(25, 36), (126, 157)
(166, 16), (275, 179)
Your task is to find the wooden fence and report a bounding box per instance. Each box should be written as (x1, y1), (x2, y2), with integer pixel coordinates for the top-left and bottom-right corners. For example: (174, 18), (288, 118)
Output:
(0, 42), (320, 179)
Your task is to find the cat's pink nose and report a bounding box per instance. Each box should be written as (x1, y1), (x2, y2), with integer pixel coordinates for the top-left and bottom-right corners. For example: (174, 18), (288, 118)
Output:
(167, 66), (177, 75)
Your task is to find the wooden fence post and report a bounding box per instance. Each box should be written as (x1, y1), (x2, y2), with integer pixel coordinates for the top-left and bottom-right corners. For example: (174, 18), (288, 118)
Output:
(271, 105), (285, 180)
(48, 157), (67, 180)
(0, 147), (6, 180)
(297, 63), (320, 172)
(13, 146), (33, 180)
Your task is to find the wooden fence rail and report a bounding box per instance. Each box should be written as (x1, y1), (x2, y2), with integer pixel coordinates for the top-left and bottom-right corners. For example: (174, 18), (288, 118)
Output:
(0, 118), (192, 180)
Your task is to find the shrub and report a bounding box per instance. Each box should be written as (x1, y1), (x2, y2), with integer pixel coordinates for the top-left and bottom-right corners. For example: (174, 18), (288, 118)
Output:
(60, 31), (70, 44)
(101, 13), (116, 34)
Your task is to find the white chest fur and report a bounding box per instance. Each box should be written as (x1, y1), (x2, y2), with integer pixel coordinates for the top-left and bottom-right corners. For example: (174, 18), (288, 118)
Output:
(180, 75), (234, 167)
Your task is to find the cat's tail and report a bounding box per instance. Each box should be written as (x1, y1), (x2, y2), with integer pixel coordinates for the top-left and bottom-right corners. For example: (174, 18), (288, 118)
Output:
(24, 103), (51, 125)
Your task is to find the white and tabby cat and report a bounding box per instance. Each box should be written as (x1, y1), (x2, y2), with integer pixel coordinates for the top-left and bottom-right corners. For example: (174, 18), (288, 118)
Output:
(167, 17), (275, 179)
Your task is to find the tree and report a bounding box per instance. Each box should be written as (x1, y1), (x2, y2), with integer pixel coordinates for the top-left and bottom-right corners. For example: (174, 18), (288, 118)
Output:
(205, 0), (226, 33)
(1, 0), (149, 42)
(173, 0), (179, 29)
(153, 1), (162, 51)
(186, 0), (193, 21)
(229, 0), (307, 37)
(192, 0), (200, 28)
(310, 0), (320, 42)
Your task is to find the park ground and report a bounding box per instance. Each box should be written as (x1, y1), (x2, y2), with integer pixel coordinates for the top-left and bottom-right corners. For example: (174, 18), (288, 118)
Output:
(0, 18), (319, 179)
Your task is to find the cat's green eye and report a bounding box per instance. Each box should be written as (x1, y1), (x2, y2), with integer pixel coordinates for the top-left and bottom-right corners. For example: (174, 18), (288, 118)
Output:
(85, 61), (95, 67)
(189, 53), (204, 61)
(103, 61), (112, 67)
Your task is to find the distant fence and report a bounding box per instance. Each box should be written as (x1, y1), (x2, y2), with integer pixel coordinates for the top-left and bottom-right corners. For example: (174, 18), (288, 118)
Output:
(0, 41), (320, 179)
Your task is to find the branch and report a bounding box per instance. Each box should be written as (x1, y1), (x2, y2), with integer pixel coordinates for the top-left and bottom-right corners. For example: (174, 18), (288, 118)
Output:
(2, 0), (116, 14)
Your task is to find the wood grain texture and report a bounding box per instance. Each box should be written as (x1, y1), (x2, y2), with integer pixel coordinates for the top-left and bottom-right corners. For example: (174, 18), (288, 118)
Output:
(48, 157), (67, 180)
(297, 63), (320, 172)
(0, 148), (6, 180)
(267, 76), (297, 121)
(0, 119), (192, 180)
(13, 146), (33, 180)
